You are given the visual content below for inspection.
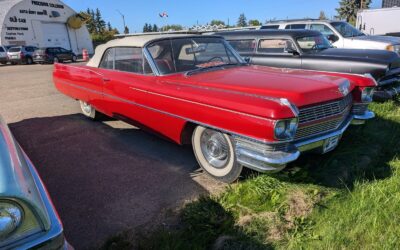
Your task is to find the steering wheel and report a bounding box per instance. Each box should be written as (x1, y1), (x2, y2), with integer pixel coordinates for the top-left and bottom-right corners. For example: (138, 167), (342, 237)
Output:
(207, 56), (224, 63)
(311, 44), (319, 50)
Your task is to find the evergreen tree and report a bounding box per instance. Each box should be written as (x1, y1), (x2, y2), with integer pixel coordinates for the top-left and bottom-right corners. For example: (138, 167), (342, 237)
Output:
(95, 8), (106, 33)
(153, 24), (158, 32)
(124, 26), (130, 34)
(237, 13), (247, 27)
(319, 11), (328, 20)
(86, 8), (96, 34)
(336, 0), (371, 24)
(107, 22), (112, 31)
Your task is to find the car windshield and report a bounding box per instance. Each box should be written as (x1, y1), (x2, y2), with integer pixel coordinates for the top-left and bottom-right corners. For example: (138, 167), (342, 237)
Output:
(146, 37), (244, 75)
(296, 35), (332, 53)
(8, 47), (21, 52)
(331, 21), (365, 38)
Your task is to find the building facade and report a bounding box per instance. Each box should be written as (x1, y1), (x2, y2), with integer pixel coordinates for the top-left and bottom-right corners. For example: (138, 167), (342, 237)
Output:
(382, 0), (400, 8)
(0, 0), (93, 54)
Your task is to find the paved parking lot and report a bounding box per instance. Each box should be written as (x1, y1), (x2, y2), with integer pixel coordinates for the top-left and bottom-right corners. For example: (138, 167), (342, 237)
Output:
(0, 63), (224, 249)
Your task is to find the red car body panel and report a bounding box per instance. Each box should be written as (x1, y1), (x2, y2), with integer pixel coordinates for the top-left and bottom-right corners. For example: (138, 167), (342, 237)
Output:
(53, 62), (375, 143)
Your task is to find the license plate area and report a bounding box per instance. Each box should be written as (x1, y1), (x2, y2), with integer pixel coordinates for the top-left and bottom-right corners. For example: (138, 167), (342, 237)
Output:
(323, 135), (340, 153)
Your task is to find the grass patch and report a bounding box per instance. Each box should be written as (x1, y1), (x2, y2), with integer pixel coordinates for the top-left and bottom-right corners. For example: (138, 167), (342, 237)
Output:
(103, 101), (400, 249)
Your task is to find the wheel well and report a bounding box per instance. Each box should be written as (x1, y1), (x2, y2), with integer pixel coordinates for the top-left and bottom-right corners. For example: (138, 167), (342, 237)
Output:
(180, 122), (197, 145)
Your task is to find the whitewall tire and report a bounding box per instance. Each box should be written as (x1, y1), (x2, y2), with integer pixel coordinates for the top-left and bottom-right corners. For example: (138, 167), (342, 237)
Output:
(192, 126), (242, 183)
(79, 101), (101, 120)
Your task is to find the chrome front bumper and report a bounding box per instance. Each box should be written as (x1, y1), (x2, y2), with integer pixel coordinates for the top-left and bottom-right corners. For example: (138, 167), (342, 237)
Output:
(235, 111), (374, 173)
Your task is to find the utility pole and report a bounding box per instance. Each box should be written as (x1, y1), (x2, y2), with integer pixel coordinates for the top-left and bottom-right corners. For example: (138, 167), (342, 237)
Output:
(116, 9), (127, 34)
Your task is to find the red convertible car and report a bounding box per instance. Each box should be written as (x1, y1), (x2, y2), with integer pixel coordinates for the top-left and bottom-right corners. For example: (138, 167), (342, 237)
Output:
(53, 34), (375, 183)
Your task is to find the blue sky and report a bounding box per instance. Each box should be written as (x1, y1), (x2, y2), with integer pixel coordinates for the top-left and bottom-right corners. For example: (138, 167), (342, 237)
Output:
(63, 0), (383, 33)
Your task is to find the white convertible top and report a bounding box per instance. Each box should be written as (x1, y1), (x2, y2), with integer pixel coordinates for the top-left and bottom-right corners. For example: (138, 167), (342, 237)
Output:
(87, 34), (204, 67)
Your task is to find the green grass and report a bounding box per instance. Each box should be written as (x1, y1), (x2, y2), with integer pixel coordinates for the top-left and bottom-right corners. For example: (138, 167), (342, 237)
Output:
(105, 101), (400, 250)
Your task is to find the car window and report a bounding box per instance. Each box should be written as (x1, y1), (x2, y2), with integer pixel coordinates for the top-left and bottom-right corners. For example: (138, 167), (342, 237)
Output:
(60, 48), (69, 53)
(285, 24), (306, 29)
(9, 47), (21, 52)
(260, 25), (280, 30)
(114, 47), (146, 74)
(258, 39), (294, 54)
(0, 47), (4, 52)
(228, 39), (256, 53)
(309, 24), (335, 36)
(25, 47), (34, 52)
(147, 37), (241, 75)
(99, 48), (115, 70)
(297, 35), (332, 53)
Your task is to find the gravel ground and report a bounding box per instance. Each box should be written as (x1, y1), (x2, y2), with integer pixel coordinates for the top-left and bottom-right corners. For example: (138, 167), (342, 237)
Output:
(0, 63), (225, 249)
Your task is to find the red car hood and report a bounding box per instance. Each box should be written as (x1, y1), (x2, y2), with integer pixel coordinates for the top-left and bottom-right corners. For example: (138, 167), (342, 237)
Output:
(171, 65), (354, 108)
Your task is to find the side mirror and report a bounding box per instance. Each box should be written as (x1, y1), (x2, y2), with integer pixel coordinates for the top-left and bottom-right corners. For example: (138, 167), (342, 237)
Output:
(327, 34), (339, 43)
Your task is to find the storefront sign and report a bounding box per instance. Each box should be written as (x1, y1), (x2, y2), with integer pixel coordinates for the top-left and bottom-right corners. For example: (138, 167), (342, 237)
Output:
(31, 1), (64, 9)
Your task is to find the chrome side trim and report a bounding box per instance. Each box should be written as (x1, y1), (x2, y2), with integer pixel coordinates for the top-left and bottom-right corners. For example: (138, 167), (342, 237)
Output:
(129, 86), (274, 121)
(57, 80), (281, 144)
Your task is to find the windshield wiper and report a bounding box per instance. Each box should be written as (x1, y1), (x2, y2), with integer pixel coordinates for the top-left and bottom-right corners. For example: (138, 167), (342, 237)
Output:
(185, 63), (244, 76)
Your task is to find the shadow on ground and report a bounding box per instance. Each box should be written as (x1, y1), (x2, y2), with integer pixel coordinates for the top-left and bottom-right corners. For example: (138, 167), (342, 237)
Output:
(10, 114), (212, 249)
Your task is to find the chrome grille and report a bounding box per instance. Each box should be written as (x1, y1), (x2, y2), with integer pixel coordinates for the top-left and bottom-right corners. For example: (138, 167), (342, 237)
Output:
(299, 94), (353, 123)
(295, 95), (353, 140)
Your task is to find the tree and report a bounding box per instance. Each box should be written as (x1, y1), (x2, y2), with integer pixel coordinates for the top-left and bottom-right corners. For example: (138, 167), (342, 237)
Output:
(152, 24), (159, 32)
(336, 0), (371, 24)
(94, 8), (106, 33)
(124, 26), (130, 34)
(107, 22), (112, 31)
(210, 20), (225, 26)
(162, 24), (183, 31)
(248, 19), (261, 26)
(319, 11), (327, 20)
(86, 8), (96, 34)
(143, 23), (150, 32)
(237, 13), (247, 27)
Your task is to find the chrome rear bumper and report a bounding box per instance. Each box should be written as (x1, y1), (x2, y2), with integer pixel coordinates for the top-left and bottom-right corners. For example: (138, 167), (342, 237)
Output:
(235, 111), (374, 173)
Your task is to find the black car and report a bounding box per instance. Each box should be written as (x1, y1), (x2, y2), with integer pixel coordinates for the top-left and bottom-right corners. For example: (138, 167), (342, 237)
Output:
(33, 47), (77, 64)
(216, 29), (400, 101)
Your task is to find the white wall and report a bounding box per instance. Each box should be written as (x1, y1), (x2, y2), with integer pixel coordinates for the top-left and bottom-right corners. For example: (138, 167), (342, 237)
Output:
(0, 0), (93, 54)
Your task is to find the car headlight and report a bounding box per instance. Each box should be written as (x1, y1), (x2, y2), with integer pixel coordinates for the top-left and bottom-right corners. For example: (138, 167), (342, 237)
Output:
(0, 199), (42, 246)
(274, 118), (298, 140)
(386, 45), (400, 54)
(0, 202), (23, 239)
(361, 87), (374, 103)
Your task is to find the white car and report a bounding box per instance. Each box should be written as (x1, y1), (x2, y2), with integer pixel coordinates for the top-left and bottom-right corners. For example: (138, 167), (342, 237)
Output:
(261, 19), (400, 54)
(0, 45), (7, 64)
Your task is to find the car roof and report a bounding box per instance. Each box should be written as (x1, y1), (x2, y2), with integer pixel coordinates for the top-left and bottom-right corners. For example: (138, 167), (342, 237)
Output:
(264, 19), (340, 25)
(215, 29), (322, 39)
(87, 34), (222, 67)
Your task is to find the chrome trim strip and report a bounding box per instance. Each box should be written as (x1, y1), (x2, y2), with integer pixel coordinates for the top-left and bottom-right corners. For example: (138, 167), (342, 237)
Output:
(57, 80), (281, 144)
(128, 86), (274, 121)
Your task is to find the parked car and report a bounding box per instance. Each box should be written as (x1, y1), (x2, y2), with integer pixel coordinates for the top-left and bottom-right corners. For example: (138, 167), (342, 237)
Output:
(0, 116), (71, 249)
(218, 29), (400, 101)
(33, 47), (77, 64)
(53, 34), (375, 183)
(261, 19), (400, 55)
(7, 46), (37, 65)
(0, 45), (7, 64)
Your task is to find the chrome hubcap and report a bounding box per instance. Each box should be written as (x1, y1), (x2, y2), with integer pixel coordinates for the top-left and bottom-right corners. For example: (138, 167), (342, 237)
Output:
(200, 129), (230, 169)
(81, 102), (92, 114)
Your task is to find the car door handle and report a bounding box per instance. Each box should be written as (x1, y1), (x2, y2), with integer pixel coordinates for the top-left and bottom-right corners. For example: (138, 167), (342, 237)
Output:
(103, 78), (111, 82)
